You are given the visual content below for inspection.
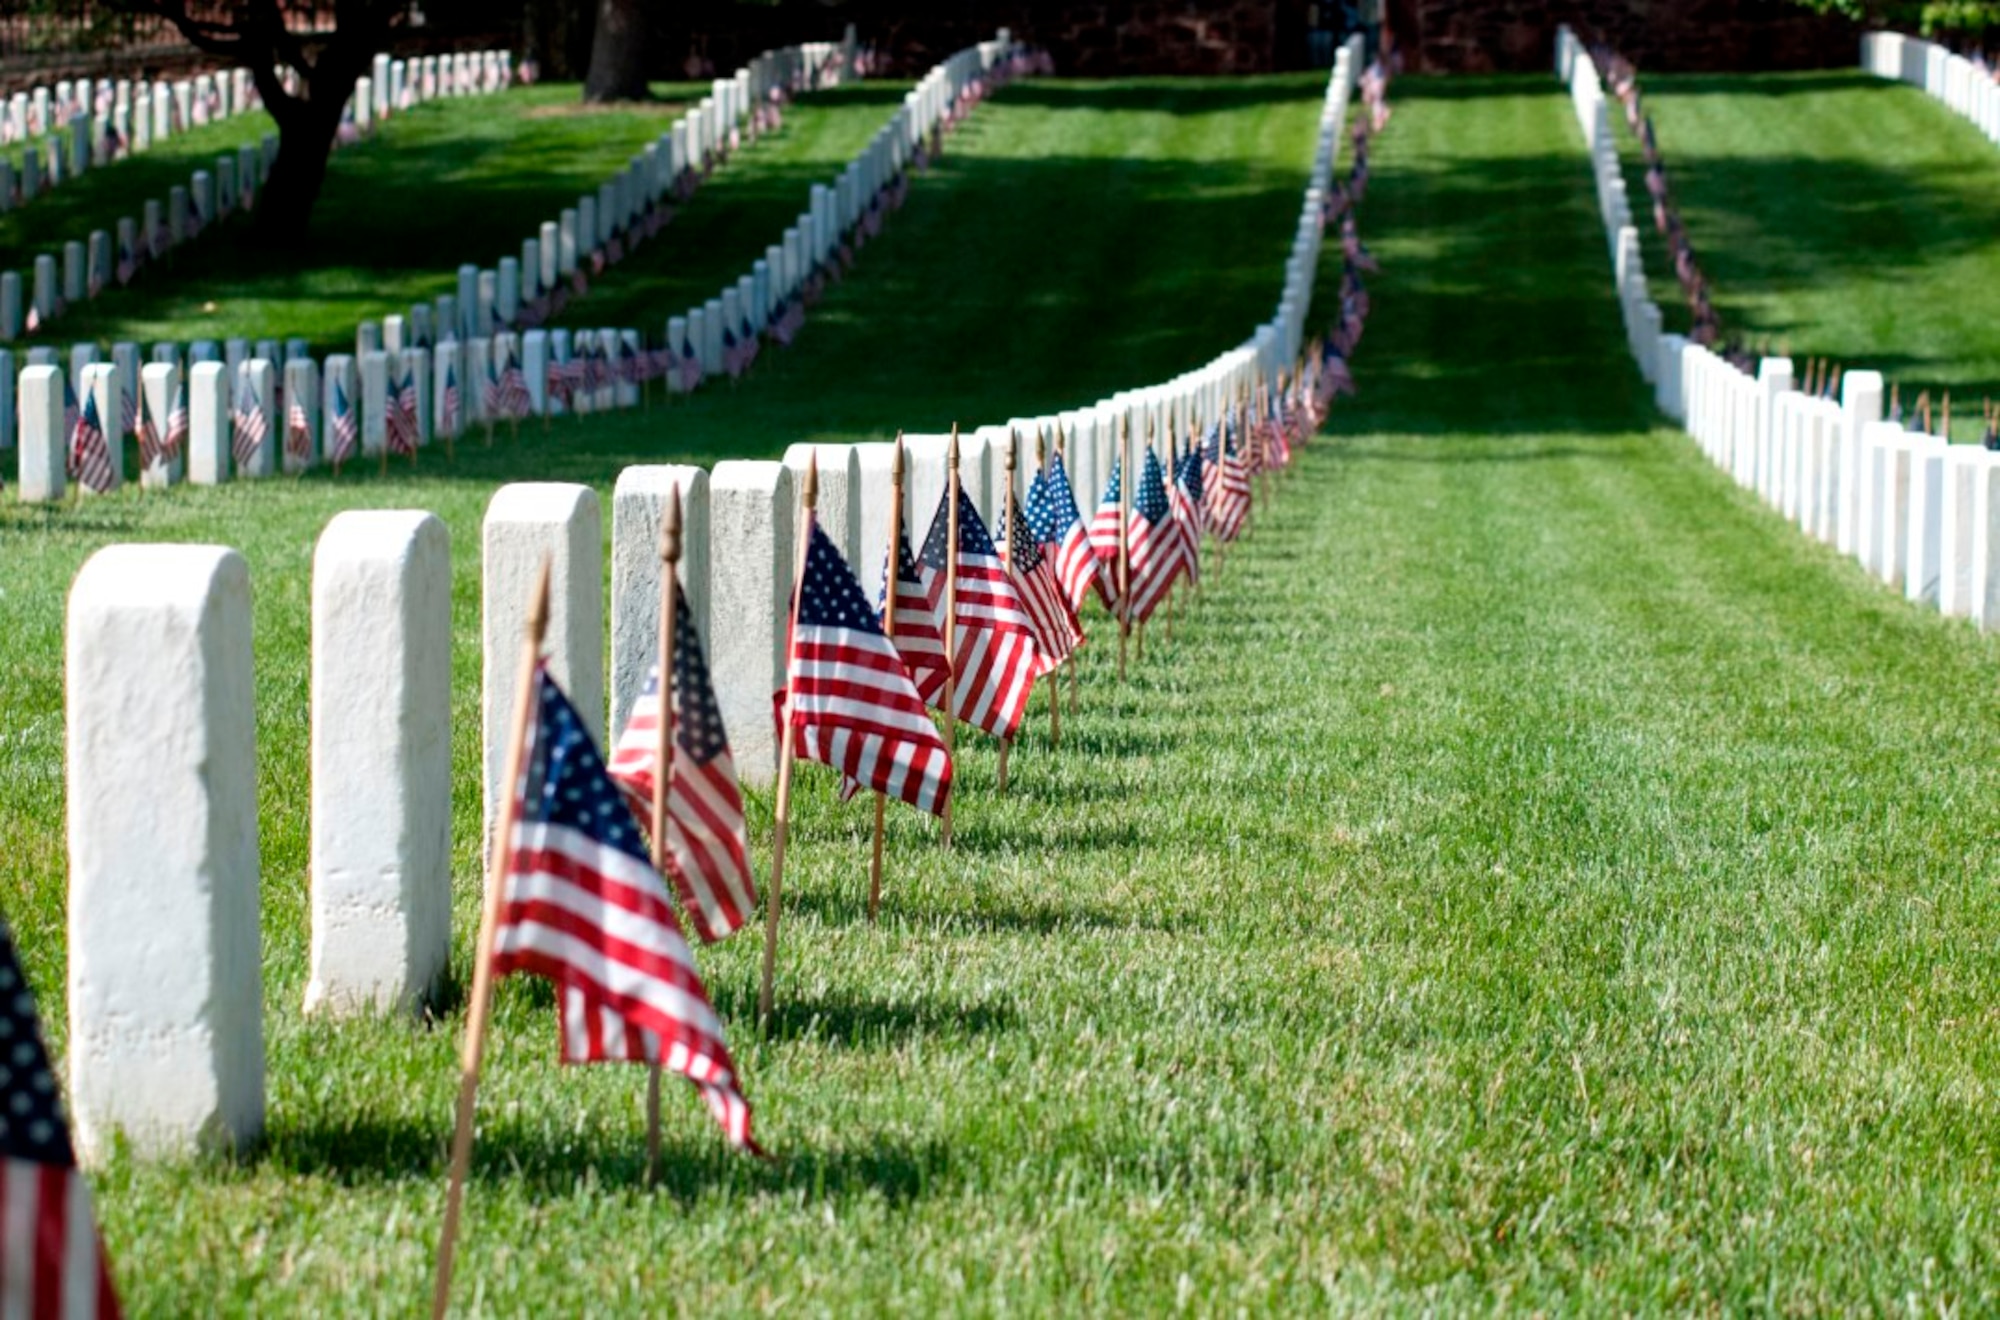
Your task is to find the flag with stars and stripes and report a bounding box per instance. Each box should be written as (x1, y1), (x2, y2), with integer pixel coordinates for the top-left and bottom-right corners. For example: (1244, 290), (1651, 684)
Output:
(607, 594), (758, 945)
(230, 385), (266, 472)
(1205, 422), (1251, 544)
(917, 487), (1046, 740)
(492, 666), (760, 1153)
(1027, 447), (1107, 611)
(386, 364), (419, 456)
(879, 526), (951, 709)
(0, 913), (124, 1319)
(439, 361), (460, 437)
(1001, 501), (1083, 670)
(1170, 445), (1204, 587)
(1086, 454), (1126, 606)
(134, 391), (162, 471)
(284, 395), (313, 463)
(67, 389), (115, 493)
(326, 377), (358, 466)
(777, 519), (952, 816)
(163, 382), (189, 461)
(1123, 448), (1181, 624)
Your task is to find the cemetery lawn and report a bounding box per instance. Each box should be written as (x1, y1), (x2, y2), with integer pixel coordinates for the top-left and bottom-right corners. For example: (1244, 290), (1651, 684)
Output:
(28, 80), (894, 353)
(1613, 69), (2000, 432)
(1, 73), (1997, 1310)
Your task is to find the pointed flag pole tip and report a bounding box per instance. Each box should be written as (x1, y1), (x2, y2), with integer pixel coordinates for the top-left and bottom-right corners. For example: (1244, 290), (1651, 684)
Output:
(804, 450), (820, 509)
(527, 558), (553, 646)
(661, 483), (683, 565)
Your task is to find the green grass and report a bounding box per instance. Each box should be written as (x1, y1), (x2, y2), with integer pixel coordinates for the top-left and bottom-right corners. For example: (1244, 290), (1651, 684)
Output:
(26, 80), (895, 354)
(3, 72), (2000, 1310)
(1615, 70), (2000, 433)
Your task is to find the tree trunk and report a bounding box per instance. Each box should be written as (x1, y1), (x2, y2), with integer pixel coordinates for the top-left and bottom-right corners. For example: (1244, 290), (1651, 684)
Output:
(583, 0), (651, 102)
(248, 59), (360, 249)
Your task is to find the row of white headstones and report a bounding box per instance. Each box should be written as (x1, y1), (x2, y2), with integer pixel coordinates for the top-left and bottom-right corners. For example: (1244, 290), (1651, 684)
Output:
(1863, 30), (2000, 144)
(0, 49), (520, 345)
(56, 36), (1366, 1170)
(0, 36), (1025, 501)
(342, 36), (859, 359)
(1558, 28), (2000, 631)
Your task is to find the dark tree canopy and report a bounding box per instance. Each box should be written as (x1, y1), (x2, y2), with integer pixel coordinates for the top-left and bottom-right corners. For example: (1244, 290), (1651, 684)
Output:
(1786, 0), (2000, 36)
(115, 0), (412, 245)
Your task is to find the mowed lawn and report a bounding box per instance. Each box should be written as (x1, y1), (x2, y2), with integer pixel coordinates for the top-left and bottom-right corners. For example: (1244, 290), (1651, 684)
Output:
(1615, 70), (2000, 435)
(1, 69), (1997, 1309)
(21, 79), (895, 353)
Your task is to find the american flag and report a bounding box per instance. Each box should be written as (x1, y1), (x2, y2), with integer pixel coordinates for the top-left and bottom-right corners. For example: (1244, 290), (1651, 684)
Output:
(0, 914), (123, 1319)
(327, 376), (358, 466)
(284, 395), (313, 463)
(545, 358), (574, 411)
(777, 519), (952, 816)
(491, 667), (758, 1151)
(385, 365), (418, 456)
(917, 487), (1046, 740)
(1170, 444), (1205, 586)
(607, 593), (758, 945)
(722, 327), (746, 380)
(1086, 454), (1127, 605)
(1205, 423), (1251, 544)
(230, 386), (266, 472)
(498, 354), (533, 420)
(134, 397), (162, 470)
(1000, 501), (1083, 669)
(163, 382), (189, 461)
(879, 526), (950, 708)
(68, 389), (115, 493)
(616, 337), (639, 386)
(1124, 448), (1183, 624)
(439, 361), (460, 437)
(676, 340), (703, 393)
(1026, 447), (1106, 611)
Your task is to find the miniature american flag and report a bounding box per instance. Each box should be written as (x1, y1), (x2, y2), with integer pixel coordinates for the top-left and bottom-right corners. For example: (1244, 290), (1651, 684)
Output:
(163, 382), (188, 461)
(1170, 445), (1205, 586)
(326, 377), (358, 466)
(1205, 423), (1251, 544)
(1086, 454), (1127, 605)
(917, 487), (1046, 740)
(385, 366), (418, 456)
(1123, 448), (1183, 624)
(68, 390), (115, 493)
(1002, 501), (1082, 669)
(879, 526), (950, 708)
(230, 386), (266, 472)
(284, 396), (313, 463)
(607, 594), (758, 944)
(1027, 447), (1107, 611)
(439, 361), (460, 437)
(0, 914), (123, 1319)
(778, 519), (952, 815)
(492, 667), (759, 1152)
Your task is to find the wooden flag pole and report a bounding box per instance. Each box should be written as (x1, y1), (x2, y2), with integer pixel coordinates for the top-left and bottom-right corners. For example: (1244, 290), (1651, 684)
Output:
(760, 455), (816, 1026)
(1135, 421), (1150, 666)
(432, 560), (550, 1320)
(1117, 415), (1131, 683)
(941, 427), (961, 849)
(869, 435), (905, 923)
(1037, 429), (1060, 750)
(645, 487), (683, 1187)
(1164, 423), (1177, 643)
(997, 430), (1017, 792)
(1941, 391), (1951, 442)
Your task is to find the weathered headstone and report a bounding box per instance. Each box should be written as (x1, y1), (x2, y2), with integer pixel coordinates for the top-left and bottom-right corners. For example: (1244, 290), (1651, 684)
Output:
(67, 544), (263, 1163)
(482, 483), (603, 832)
(306, 511), (453, 1016)
(709, 461), (796, 787)
(610, 465), (711, 736)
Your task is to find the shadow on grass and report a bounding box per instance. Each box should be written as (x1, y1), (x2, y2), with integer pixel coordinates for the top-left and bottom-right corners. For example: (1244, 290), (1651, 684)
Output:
(709, 978), (1017, 1044)
(263, 1112), (954, 1206)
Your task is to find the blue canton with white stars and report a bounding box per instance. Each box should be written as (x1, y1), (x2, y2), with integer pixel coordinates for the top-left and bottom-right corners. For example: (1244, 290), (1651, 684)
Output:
(800, 521), (887, 634)
(1175, 448), (1204, 502)
(0, 918), (74, 1168)
(1098, 455), (1123, 506)
(919, 488), (999, 572)
(672, 596), (729, 765)
(877, 529), (928, 611)
(1006, 503), (1046, 574)
(1135, 448), (1172, 527)
(522, 671), (649, 864)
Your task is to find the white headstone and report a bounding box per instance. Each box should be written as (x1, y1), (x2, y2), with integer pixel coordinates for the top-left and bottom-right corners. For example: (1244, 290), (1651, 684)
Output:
(237, 359), (277, 479)
(482, 483), (603, 832)
(610, 465), (711, 737)
(306, 512), (453, 1016)
(283, 357), (318, 472)
(15, 364), (64, 501)
(67, 545), (263, 1163)
(188, 359), (228, 484)
(709, 461), (796, 787)
(785, 443), (862, 568)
